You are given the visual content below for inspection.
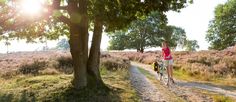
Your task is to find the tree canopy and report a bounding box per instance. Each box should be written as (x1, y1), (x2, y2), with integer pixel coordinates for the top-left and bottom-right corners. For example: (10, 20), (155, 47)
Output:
(206, 0), (236, 50)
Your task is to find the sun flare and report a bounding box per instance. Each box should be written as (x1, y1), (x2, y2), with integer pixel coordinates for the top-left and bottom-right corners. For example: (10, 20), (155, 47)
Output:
(19, 0), (43, 15)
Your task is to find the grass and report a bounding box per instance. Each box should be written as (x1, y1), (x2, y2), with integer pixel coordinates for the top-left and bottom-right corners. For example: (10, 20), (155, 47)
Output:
(0, 68), (140, 102)
(173, 69), (198, 81)
(0, 75), (71, 102)
(213, 95), (234, 102)
(173, 69), (236, 89)
(0, 52), (138, 101)
(137, 67), (185, 102)
(191, 88), (235, 102)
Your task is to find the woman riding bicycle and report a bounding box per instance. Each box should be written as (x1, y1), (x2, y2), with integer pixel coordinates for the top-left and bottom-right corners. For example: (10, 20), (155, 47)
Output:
(162, 41), (175, 86)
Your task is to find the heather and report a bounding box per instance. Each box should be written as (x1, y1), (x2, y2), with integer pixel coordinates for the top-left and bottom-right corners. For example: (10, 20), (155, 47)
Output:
(111, 45), (236, 81)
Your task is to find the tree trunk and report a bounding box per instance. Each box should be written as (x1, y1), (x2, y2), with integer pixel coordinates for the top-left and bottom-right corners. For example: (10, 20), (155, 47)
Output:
(137, 48), (140, 52)
(68, 0), (89, 89)
(69, 25), (88, 89)
(140, 48), (144, 53)
(87, 17), (105, 87)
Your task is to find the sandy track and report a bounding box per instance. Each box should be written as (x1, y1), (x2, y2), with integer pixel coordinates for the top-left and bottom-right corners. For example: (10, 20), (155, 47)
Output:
(129, 65), (166, 102)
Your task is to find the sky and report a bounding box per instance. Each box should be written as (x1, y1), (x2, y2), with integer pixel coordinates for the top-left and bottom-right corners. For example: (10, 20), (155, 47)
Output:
(166, 0), (227, 50)
(0, 0), (227, 53)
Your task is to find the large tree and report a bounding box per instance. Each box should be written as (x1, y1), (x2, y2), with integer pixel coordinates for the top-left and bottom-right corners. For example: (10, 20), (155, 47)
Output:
(108, 15), (187, 52)
(108, 11), (167, 52)
(0, 0), (190, 88)
(206, 0), (236, 50)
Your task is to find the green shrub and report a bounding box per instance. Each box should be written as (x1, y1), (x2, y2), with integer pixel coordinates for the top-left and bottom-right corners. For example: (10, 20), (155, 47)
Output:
(18, 60), (48, 75)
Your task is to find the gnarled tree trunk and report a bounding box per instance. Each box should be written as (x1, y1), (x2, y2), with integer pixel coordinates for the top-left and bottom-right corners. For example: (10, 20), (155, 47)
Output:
(68, 0), (89, 89)
(87, 17), (104, 87)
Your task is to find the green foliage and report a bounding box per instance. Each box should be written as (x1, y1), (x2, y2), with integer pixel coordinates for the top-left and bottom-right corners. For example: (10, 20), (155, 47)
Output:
(0, 0), (190, 42)
(108, 11), (187, 51)
(108, 30), (127, 50)
(0, 0), (190, 54)
(206, 0), (236, 50)
(184, 40), (199, 51)
(90, 0), (191, 32)
(108, 11), (164, 51)
(56, 38), (70, 50)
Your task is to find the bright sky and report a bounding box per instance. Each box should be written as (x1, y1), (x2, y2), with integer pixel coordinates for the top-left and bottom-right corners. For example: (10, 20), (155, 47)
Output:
(166, 0), (227, 50)
(0, 0), (227, 53)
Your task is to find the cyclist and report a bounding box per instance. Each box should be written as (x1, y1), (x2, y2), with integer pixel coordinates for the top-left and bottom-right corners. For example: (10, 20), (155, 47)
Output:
(162, 41), (175, 86)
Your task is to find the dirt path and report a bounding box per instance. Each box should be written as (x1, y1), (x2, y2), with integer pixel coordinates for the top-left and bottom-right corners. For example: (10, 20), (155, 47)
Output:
(130, 63), (212, 102)
(132, 62), (236, 100)
(129, 65), (166, 102)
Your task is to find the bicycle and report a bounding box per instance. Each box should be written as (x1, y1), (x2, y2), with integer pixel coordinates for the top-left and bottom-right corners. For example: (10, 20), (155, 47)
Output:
(156, 60), (166, 81)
